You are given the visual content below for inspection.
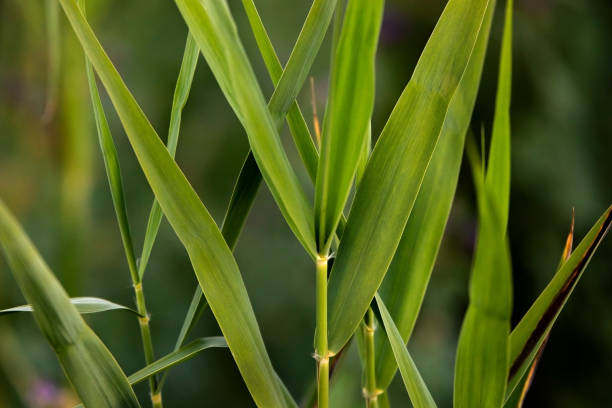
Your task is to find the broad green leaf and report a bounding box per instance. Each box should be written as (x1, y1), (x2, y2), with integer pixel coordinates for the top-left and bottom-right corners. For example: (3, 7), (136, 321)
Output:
(268, 0), (338, 121)
(174, 0), (316, 257)
(375, 0), (496, 389)
(454, 4), (513, 403)
(138, 33), (199, 279)
(506, 205), (612, 398)
(0, 200), (140, 407)
(0, 297), (141, 316)
(128, 337), (227, 385)
(314, 0), (384, 253)
(327, 0), (492, 354)
(241, 0), (319, 181)
(57, 1), (293, 406)
(453, 138), (512, 408)
(375, 294), (437, 408)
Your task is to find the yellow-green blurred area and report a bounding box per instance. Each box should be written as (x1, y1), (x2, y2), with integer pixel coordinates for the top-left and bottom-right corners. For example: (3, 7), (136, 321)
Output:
(1, 0), (611, 406)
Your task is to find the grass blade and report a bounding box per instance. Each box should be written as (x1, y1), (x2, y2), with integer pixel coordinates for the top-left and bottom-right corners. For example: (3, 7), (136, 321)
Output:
(138, 33), (199, 279)
(174, 0), (316, 257)
(374, 0), (496, 389)
(268, 0), (338, 122)
(375, 294), (437, 408)
(241, 0), (319, 181)
(0, 297), (141, 316)
(454, 3), (513, 404)
(506, 205), (612, 398)
(314, 0), (384, 253)
(128, 337), (228, 385)
(0, 200), (140, 407)
(327, 0), (492, 354)
(58, 1), (294, 406)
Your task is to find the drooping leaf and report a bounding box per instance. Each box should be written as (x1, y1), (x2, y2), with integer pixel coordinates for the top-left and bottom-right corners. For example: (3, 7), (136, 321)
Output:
(374, 0), (496, 389)
(327, 0), (492, 354)
(506, 205), (612, 398)
(138, 33), (199, 280)
(174, 0), (316, 257)
(375, 294), (437, 408)
(57, 1), (293, 406)
(0, 297), (141, 316)
(128, 337), (227, 385)
(314, 0), (384, 253)
(0, 200), (140, 407)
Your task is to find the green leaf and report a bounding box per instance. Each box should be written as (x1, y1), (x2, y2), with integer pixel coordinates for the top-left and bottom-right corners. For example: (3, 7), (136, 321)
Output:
(57, 1), (294, 406)
(267, 0), (338, 122)
(174, 0), (316, 257)
(454, 3), (513, 403)
(314, 0), (384, 253)
(506, 205), (612, 398)
(0, 200), (140, 407)
(374, 0), (497, 390)
(327, 0), (492, 354)
(128, 337), (227, 385)
(0, 297), (141, 316)
(138, 33), (199, 279)
(241, 0), (319, 181)
(375, 294), (437, 408)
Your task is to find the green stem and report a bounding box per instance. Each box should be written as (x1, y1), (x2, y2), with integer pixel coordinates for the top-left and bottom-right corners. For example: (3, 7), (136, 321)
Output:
(134, 281), (161, 407)
(316, 255), (329, 408)
(363, 308), (379, 408)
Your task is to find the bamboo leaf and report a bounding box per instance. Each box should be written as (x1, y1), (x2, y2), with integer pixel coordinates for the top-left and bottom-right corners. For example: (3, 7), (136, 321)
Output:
(174, 0), (316, 257)
(375, 294), (437, 408)
(57, 1), (294, 406)
(138, 33), (199, 279)
(0, 297), (141, 316)
(327, 0), (492, 354)
(0, 200), (140, 407)
(454, 4), (513, 404)
(506, 205), (612, 398)
(374, 0), (496, 390)
(128, 337), (227, 385)
(314, 0), (384, 252)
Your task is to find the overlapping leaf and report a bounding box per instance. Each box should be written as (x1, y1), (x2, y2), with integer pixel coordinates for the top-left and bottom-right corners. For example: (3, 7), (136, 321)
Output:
(314, 0), (383, 253)
(0, 200), (140, 407)
(374, 0), (497, 389)
(57, 1), (293, 406)
(327, 0), (492, 354)
(0, 297), (140, 316)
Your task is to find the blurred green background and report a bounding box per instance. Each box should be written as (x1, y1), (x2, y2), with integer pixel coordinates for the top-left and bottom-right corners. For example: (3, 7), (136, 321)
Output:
(1, 0), (611, 406)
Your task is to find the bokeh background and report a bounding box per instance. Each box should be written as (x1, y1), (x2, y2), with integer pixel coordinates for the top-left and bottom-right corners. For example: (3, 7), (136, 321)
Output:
(1, 0), (611, 406)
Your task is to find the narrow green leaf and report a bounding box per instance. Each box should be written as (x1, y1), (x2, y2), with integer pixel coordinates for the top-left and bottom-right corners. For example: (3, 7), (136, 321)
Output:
(507, 205), (612, 398)
(486, 0), (513, 231)
(0, 200), (140, 407)
(138, 33), (199, 279)
(42, 0), (61, 122)
(375, 0), (496, 389)
(174, 0), (316, 257)
(268, 0), (338, 122)
(314, 0), (384, 252)
(58, 1), (293, 406)
(327, 0), (492, 354)
(0, 297), (141, 316)
(375, 294), (437, 408)
(241, 0), (319, 181)
(128, 337), (227, 385)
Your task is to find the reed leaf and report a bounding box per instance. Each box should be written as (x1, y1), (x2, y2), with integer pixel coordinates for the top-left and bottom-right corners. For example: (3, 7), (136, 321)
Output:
(0, 297), (141, 316)
(374, 0), (496, 389)
(0, 199), (140, 408)
(327, 0), (492, 354)
(57, 1), (293, 405)
(314, 0), (384, 253)
(375, 293), (437, 408)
